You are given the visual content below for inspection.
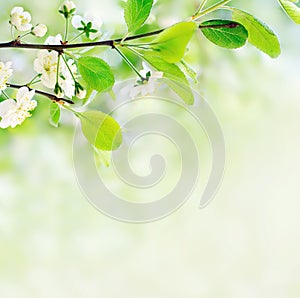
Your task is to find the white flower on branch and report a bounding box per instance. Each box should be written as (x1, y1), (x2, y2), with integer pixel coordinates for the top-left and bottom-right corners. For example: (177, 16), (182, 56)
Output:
(72, 13), (103, 39)
(10, 7), (32, 32)
(32, 24), (48, 37)
(0, 87), (37, 129)
(33, 50), (60, 89)
(45, 34), (63, 45)
(130, 63), (163, 98)
(0, 61), (13, 94)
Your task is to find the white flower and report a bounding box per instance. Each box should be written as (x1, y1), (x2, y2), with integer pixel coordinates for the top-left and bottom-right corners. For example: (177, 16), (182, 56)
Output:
(130, 63), (163, 98)
(59, 60), (77, 98)
(0, 87), (37, 129)
(32, 24), (48, 37)
(33, 50), (59, 88)
(72, 13), (103, 39)
(34, 35), (78, 98)
(45, 34), (63, 45)
(0, 61), (13, 94)
(10, 7), (32, 31)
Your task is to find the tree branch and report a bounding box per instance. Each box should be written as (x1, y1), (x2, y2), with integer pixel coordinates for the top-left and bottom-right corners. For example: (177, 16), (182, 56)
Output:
(0, 28), (165, 51)
(7, 83), (74, 104)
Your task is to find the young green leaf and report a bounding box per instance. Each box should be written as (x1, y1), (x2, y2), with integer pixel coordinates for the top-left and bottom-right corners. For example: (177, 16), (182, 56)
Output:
(180, 60), (198, 83)
(124, 0), (154, 33)
(49, 102), (61, 128)
(143, 52), (194, 105)
(78, 57), (115, 93)
(227, 8), (281, 58)
(150, 22), (197, 63)
(278, 0), (300, 24)
(79, 111), (122, 151)
(200, 20), (248, 49)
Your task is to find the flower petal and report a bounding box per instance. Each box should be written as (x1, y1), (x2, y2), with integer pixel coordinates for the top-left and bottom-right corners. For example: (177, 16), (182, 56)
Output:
(72, 15), (84, 29)
(0, 99), (17, 117)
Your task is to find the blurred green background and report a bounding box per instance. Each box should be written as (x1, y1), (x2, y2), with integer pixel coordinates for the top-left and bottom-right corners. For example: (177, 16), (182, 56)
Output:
(1, 0), (300, 297)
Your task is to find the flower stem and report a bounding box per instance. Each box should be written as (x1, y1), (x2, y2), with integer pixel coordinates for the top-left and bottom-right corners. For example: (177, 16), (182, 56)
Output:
(27, 74), (41, 86)
(56, 55), (61, 85)
(64, 17), (70, 42)
(61, 54), (77, 82)
(193, 0), (232, 20)
(69, 31), (85, 43)
(114, 46), (145, 81)
(2, 91), (10, 99)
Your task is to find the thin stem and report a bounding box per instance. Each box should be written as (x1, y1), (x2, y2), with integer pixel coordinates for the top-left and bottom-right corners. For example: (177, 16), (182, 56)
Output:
(114, 46), (145, 81)
(7, 83), (74, 104)
(18, 31), (32, 40)
(27, 74), (41, 86)
(193, 0), (232, 20)
(0, 28), (165, 51)
(56, 55), (61, 85)
(123, 44), (151, 50)
(63, 104), (81, 117)
(61, 54), (77, 82)
(2, 91), (10, 99)
(64, 17), (70, 42)
(10, 25), (15, 40)
(69, 31), (85, 43)
(194, 0), (208, 17)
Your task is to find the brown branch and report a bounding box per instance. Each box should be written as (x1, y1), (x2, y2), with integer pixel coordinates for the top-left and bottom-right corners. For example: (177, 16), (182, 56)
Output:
(7, 83), (74, 104)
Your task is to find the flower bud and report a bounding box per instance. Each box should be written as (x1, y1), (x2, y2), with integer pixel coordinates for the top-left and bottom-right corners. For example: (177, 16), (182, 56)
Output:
(76, 88), (87, 99)
(59, 1), (76, 18)
(32, 24), (48, 37)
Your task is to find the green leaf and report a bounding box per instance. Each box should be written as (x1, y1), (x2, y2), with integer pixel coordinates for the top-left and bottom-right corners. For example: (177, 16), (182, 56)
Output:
(180, 60), (198, 83)
(124, 0), (154, 33)
(49, 102), (61, 128)
(78, 57), (115, 93)
(228, 8), (281, 58)
(278, 0), (300, 24)
(150, 22), (197, 63)
(79, 111), (122, 151)
(200, 20), (248, 49)
(143, 52), (194, 105)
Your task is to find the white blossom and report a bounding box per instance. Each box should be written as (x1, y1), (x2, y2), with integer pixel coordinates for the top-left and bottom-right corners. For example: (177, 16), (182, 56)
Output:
(32, 24), (48, 37)
(33, 50), (59, 89)
(72, 13), (103, 39)
(0, 87), (37, 129)
(130, 63), (163, 98)
(10, 7), (32, 31)
(45, 34), (63, 45)
(0, 61), (13, 94)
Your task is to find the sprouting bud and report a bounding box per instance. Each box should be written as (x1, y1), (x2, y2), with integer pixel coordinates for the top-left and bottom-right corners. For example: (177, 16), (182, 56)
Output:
(32, 24), (48, 37)
(75, 82), (86, 99)
(59, 1), (76, 19)
(54, 83), (64, 98)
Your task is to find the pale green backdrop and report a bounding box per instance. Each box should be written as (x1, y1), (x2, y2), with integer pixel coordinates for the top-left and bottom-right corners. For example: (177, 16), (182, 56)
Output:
(0, 0), (300, 297)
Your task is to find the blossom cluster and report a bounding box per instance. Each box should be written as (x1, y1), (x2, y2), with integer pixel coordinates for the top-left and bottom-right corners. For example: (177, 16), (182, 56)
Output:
(10, 6), (47, 37)
(0, 1), (162, 130)
(33, 34), (86, 99)
(0, 60), (37, 129)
